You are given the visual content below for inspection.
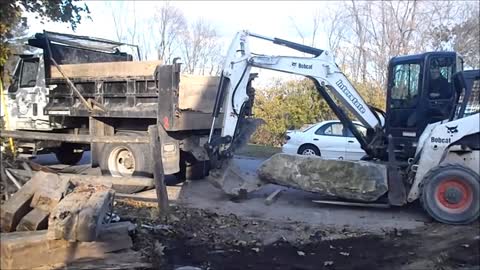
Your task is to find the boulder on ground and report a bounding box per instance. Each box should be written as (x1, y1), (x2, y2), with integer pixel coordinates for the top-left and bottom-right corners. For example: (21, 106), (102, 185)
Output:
(257, 153), (388, 202)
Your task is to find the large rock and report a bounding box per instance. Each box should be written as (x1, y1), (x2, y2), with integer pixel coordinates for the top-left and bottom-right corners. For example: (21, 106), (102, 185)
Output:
(257, 153), (388, 202)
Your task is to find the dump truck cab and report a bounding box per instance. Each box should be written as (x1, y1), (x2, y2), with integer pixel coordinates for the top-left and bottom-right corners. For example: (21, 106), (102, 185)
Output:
(386, 52), (463, 159)
(5, 54), (54, 131)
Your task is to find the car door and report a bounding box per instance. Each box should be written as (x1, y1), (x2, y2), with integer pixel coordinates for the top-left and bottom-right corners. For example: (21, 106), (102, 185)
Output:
(344, 124), (367, 160)
(313, 122), (347, 159)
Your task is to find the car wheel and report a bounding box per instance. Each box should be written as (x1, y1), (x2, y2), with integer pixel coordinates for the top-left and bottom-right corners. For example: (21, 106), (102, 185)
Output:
(298, 144), (321, 156)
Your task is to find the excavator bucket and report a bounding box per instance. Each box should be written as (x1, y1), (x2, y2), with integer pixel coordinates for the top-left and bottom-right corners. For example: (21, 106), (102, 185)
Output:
(207, 118), (267, 197)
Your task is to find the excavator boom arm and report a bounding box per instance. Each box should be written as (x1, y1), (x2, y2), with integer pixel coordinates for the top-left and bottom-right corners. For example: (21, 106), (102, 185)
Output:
(207, 30), (383, 161)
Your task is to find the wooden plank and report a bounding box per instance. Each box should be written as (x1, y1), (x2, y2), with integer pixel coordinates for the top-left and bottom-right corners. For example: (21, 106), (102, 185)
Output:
(148, 125), (169, 218)
(58, 173), (154, 192)
(264, 188), (284, 206)
(50, 60), (163, 79)
(312, 200), (390, 208)
(0, 224), (132, 270)
(16, 208), (49, 231)
(89, 117), (114, 167)
(0, 174), (43, 232)
(116, 185), (182, 201)
(47, 185), (114, 242)
(33, 250), (151, 270)
(178, 75), (219, 113)
(30, 173), (70, 212)
(0, 130), (150, 144)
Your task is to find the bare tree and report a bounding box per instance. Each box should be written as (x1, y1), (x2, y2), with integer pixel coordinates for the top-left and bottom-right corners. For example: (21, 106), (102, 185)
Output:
(318, 0), (477, 89)
(289, 10), (322, 48)
(107, 2), (126, 43)
(289, 16), (305, 45)
(154, 2), (187, 63)
(426, 1), (480, 68)
(180, 18), (221, 75)
(311, 10), (321, 47)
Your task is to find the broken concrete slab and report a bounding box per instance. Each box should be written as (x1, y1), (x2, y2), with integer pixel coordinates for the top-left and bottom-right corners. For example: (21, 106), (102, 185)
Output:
(0, 223), (132, 269)
(58, 174), (154, 193)
(47, 184), (114, 242)
(257, 153), (388, 202)
(16, 208), (49, 231)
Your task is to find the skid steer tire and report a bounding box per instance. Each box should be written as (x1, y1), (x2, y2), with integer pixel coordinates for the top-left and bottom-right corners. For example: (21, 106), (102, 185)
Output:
(99, 131), (153, 194)
(55, 143), (84, 165)
(420, 164), (479, 225)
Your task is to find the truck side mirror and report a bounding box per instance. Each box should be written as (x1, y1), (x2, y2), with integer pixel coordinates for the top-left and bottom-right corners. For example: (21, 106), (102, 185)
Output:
(7, 78), (19, 94)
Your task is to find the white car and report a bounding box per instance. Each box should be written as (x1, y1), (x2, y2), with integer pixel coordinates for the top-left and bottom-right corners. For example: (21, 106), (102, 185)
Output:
(282, 120), (367, 160)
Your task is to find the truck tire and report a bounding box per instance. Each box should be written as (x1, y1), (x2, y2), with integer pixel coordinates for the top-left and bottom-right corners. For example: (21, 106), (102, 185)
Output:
(175, 151), (210, 181)
(99, 131), (153, 193)
(55, 143), (84, 165)
(420, 164), (479, 225)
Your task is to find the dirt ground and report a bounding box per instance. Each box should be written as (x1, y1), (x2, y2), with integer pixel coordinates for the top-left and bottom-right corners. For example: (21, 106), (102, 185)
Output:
(16, 153), (480, 269)
(115, 201), (479, 270)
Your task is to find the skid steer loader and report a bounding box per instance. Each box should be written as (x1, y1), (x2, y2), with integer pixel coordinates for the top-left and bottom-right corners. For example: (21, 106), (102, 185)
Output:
(205, 30), (479, 225)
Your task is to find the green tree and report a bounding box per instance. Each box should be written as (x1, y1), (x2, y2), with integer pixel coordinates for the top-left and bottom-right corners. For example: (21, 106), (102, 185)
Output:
(250, 78), (386, 146)
(0, 0), (90, 81)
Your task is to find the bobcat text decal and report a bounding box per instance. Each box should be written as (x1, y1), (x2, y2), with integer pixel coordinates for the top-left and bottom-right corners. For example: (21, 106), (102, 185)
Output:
(335, 79), (366, 114)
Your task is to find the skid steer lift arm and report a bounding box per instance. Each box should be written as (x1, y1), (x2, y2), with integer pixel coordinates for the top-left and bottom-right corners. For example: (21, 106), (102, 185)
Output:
(206, 30), (385, 165)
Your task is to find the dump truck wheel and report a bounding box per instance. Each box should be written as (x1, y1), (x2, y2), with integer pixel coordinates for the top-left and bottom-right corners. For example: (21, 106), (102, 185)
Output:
(99, 131), (153, 193)
(55, 143), (84, 165)
(298, 144), (321, 156)
(420, 164), (479, 225)
(175, 151), (210, 181)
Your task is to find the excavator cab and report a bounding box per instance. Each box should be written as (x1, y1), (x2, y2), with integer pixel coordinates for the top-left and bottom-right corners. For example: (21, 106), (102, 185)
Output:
(386, 52), (463, 159)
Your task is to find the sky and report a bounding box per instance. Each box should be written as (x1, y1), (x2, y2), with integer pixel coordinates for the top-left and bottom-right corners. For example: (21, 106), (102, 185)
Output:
(24, 1), (339, 86)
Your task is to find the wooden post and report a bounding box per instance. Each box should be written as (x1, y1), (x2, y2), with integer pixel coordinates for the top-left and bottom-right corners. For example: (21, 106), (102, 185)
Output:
(148, 125), (169, 217)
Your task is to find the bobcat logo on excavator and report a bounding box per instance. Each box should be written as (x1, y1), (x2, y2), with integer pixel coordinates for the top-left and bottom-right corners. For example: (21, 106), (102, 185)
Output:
(291, 62), (312, 69)
(446, 125), (458, 134)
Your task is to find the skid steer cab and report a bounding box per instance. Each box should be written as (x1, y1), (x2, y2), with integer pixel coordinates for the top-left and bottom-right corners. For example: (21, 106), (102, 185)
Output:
(386, 52), (463, 159)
